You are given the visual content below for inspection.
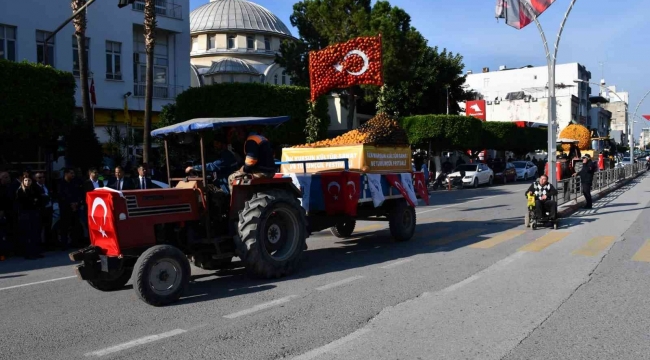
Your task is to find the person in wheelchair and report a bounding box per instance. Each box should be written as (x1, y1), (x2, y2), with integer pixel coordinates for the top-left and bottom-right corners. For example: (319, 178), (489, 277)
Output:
(526, 174), (558, 221)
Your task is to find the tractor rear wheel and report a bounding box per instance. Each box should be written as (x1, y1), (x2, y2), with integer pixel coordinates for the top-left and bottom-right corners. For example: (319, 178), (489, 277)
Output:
(132, 245), (191, 306)
(87, 267), (132, 292)
(388, 200), (416, 242)
(330, 218), (356, 238)
(237, 190), (307, 279)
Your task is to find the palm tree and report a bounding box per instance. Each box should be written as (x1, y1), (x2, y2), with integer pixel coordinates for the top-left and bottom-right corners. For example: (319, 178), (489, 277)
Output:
(71, 0), (93, 125)
(142, 0), (156, 164)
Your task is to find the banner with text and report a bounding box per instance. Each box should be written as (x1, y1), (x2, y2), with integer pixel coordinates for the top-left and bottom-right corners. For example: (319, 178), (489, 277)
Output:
(281, 145), (411, 174)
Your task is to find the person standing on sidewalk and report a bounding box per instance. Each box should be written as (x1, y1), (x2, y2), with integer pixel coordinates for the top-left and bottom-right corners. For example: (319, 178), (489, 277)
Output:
(573, 155), (595, 209)
(15, 176), (43, 259)
(34, 172), (54, 250)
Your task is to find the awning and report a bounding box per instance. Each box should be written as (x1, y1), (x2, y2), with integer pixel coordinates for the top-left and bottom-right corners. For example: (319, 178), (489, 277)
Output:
(151, 116), (290, 137)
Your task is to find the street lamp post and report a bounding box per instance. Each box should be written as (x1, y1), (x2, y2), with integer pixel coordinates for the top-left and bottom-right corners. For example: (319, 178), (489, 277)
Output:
(446, 85), (450, 115)
(631, 89), (650, 153)
(574, 79), (629, 147)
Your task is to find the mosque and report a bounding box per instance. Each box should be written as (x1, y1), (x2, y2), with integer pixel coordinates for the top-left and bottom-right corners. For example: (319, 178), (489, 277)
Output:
(188, 0), (362, 132)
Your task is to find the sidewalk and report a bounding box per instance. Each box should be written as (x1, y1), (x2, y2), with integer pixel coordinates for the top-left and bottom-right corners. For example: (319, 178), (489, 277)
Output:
(291, 175), (650, 360)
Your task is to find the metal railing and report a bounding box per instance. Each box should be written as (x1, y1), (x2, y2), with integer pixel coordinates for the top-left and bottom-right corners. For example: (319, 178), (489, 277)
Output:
(556, 161), (647, 205)
(133, 83), (184, 99)
(132, 0), (182, 20)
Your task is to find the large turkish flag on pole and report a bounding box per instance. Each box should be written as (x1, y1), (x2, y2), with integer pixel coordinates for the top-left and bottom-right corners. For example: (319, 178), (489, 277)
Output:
(309, 35), (384, 101)
(496, 0), (556, 30)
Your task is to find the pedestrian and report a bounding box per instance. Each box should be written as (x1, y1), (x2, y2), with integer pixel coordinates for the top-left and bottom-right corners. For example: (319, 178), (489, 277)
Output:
(0, 171), (12, 260)
(573, 155), (595, 209)
(15, 176), (43, 259)
(34, 172), (54, 250)
(57, 168), (82, 249)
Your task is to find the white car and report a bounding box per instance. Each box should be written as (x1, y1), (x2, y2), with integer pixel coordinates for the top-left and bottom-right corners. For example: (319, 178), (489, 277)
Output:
(512, 161), (538, 181)
(448, 163), (494, 188)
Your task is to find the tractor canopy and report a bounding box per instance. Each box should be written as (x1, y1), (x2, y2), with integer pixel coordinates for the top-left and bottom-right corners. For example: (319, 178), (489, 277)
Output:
(151, 116), (290, 137)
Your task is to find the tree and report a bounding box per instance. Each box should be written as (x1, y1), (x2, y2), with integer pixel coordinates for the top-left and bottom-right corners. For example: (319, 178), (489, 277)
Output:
(142, 0), (157, 164)
(71, 0), (93, 125)
(64, 116), (104, 173)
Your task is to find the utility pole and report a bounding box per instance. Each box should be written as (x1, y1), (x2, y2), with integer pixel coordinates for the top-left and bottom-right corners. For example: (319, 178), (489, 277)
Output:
(446, 85), (450, 115)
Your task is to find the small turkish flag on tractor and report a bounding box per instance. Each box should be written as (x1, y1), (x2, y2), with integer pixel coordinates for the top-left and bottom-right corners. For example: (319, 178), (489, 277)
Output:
(309, 35), (384, 101)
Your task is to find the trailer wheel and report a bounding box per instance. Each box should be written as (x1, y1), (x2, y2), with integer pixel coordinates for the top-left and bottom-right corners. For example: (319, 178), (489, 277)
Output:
(388, 200), (416, 242)
(237, 190), (307, 279)
(87, 267), (132, 292)
(330, 218), (356, 238)
(132, 245), (191, 306)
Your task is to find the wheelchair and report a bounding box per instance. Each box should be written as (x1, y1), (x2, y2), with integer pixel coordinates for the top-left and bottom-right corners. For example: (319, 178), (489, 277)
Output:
(524, 193), (559, 230)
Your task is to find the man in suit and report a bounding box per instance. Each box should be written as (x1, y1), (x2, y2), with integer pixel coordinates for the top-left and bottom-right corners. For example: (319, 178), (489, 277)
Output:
(82, 168), (104, 194)
(108, 166), (134, 191)
(34, 172), (54, 250)
(136, 164), (159, 190)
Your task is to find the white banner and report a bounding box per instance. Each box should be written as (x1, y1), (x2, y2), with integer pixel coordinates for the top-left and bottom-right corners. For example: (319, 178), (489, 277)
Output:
(400, 173), (418, 206)
(290, 173), (312, 210)
(366, 174), (385, 208)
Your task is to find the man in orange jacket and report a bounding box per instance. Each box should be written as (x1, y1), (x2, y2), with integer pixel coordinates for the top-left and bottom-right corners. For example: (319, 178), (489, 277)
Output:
(227, 128), (276, 193)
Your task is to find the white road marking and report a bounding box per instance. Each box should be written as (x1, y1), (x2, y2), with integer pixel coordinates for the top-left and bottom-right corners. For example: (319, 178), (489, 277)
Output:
(84, 329), (187, 357)
(416, 185), (529, 215)
(441, 274), (480, 294)
(0, 276), (77, 292)
(380, 258), (413, 269)
(441, 251), (525, 295)
(316, 276), (364, 291)
(223, 295), (298, 319)
(291, 328), (372, 360)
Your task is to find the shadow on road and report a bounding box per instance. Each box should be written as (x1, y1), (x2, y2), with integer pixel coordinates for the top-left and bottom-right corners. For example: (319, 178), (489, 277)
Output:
(0, 248), (82, 275)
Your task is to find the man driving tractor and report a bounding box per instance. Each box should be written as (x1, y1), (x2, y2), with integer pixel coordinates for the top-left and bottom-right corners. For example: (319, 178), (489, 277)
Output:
(526, 174), (558, 221)
(185, 133), (241, 191)
(186, 126), (276, 193)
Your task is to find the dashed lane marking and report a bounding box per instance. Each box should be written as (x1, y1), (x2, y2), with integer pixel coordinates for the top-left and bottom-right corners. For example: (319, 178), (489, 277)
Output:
(469, 230), (526, 249)
(518, 232), (571, 252)
(380, 258), (413, 269)
(85, 329), (187, 357)
(0, 276), (77, 292)
(572, 236), (617, 257)
(316, 275), (364, 291)
(428, 228), (486, 247)
(223, 295), (298, 319)
(632, 240), (650, 262)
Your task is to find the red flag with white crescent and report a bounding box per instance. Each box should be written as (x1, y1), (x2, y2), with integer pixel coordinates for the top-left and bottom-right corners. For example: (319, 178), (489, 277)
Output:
(413, 172), (430, 205)
(309, 35), (383, 101)
(496, 0), (556, 30)
(385, 174), (417, 207)
(320, 172), (361, 216)
(86, 190), (119, 256)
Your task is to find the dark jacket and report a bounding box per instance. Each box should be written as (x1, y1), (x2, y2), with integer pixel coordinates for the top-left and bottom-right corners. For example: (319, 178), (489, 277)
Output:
(577, 160), (596, 184)
(34, 183), (52, 209)
(243, 134), (275, 173)
(0, 184), (11, 213)
(57, 178), (83, 207)
(526, 181), (558, 201)
(108, 177), (135, 191)
(82, 179), (104, 194)
(15, 187), (41, 212)
(192, 148), (241, 178)
(135, 176), (158, 190)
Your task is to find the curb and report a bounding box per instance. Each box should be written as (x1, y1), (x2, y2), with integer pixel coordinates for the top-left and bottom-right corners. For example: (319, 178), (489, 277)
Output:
(557, 172), (645, 217)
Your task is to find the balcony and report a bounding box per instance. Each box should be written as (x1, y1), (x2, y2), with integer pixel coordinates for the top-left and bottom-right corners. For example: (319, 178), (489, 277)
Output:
(133, 83), (184, 99)
(132, 0), (182, 20)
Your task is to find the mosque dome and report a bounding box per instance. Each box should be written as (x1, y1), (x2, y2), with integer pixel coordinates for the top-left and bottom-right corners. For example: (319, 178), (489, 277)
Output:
(205, 58), (260, 75)
(190, 0), (293, 38)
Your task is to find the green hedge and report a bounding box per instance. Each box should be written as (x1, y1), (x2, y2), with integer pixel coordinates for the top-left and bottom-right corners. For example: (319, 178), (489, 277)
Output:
(400, 114), (548, 153)
(399, 115), (483, 150)
(0, 60), (76, 159)
(174, 83), (329, 145)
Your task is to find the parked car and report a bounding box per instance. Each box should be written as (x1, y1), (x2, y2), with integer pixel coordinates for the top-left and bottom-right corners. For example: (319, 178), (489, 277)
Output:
(448, 163), (494, 188)
(491, 162), (517, 183)
(512, 161), (538, 181)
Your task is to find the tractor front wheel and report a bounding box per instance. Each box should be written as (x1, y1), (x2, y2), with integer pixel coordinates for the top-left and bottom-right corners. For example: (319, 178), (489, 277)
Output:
(132, 245), (191, 306)
(237, 190), (307, 279)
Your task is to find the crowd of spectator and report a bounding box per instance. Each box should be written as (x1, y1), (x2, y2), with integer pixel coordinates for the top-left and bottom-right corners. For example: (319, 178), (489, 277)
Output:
(0, 164), (161, 261)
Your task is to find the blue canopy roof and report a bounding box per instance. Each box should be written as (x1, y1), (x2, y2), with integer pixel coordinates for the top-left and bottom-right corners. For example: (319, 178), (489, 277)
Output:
(151, 116), (290, 137)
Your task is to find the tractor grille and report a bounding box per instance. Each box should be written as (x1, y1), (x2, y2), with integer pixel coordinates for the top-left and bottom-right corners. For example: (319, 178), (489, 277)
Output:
(125, 195), (191, 218)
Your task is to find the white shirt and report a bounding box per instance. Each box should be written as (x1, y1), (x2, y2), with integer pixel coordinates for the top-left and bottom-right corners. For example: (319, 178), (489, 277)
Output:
(139, 176), (146, 189)
(91, 179), (100, 189)
(38, 183), (52, 208)
(115, 178), (124, 190)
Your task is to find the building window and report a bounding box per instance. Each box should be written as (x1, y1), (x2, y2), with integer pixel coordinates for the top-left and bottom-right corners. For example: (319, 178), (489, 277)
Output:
(105, 41), (122, 80)
(281, 71), (286, 85)
(36, 30), (55, 66)
(246, 35), (254, 49)
(227, 35), (235, 49)
(264, 36), (270, 51)
(0, 24), (16, 61)
(72, 35), (90, 77)
(274, 74), (278, 85)
(191, 36), (198, 52)
(133, 29), (169, 97)
(208, 34), (216, 49)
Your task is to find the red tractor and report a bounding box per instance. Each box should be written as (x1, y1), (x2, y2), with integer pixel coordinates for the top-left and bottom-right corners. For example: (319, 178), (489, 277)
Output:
(545, 138), (583, 181)
(70, 117), (308, 306)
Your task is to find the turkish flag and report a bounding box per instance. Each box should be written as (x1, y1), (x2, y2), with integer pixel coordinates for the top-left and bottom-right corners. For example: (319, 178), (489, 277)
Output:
(309, 35), (384, 101)
(320, 171), (361, 216)
(643, 115), (650, 121)
(385, 174), (417, 207)
(413, 172), (429, 205)
(86, 190), (119, 256)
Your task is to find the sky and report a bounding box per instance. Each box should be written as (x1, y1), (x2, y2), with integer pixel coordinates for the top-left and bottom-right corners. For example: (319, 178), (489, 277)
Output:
(190, 0), (650, 137)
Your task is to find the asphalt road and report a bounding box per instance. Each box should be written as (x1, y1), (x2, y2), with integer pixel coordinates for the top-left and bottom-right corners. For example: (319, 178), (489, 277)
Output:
(0, 175), (648, 360)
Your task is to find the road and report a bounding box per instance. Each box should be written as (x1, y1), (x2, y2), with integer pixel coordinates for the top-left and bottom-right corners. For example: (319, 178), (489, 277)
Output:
(0, 175), (649, 360)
